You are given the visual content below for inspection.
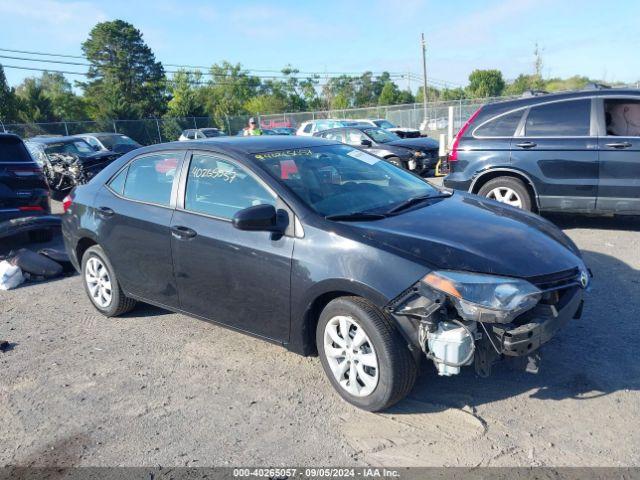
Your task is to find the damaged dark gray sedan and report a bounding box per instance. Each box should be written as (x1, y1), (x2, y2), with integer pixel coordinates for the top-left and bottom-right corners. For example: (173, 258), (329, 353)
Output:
(62, 136), (590, 411)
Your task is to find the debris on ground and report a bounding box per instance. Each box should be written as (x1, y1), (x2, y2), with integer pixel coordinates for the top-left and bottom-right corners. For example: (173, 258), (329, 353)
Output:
(0, 260), (25, 291)
(9, 249), (63, 279)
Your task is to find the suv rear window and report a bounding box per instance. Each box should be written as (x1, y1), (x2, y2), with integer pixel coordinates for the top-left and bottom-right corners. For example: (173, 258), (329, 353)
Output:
(474, 110), (523, 137)
(525, 99), (591, 136)
(0, 136), (33, 163)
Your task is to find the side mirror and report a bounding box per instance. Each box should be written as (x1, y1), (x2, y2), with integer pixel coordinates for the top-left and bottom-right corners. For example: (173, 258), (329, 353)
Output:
(360, 139), (372, 147)
(232, 204), (283, 232)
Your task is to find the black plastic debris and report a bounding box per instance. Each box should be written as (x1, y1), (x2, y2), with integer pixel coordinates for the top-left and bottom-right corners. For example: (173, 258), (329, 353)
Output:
(38, 248), (75, 274)
(0, 215), (61, 240)
(8, 249), (63, 279)
(0, 340), (14, 353)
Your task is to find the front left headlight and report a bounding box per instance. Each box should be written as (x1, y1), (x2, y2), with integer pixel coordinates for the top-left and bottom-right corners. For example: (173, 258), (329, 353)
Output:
(422, 270), (541, 323)
(413, 150), (425, 158)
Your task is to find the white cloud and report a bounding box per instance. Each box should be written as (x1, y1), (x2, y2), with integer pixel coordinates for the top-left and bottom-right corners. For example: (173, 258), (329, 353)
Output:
(0, 0), (108, 45)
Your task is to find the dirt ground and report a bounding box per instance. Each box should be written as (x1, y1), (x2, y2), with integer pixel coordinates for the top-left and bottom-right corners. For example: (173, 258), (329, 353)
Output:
(1, 202), (639, 467)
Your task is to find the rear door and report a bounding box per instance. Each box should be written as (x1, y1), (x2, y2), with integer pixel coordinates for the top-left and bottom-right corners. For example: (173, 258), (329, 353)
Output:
(510, 98), (598, 212)
(93, 150), (184, 307)
(170, 151), (294, 341)
(0, 136), (49, 220)
(596, 96), (640, 213)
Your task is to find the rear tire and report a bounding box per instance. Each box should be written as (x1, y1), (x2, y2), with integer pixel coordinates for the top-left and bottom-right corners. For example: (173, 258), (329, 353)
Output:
(28, 229), (53, 243)
(81, 245), (136, 317)
(478, 176), (532, 211)
(316, 296), (417, 412)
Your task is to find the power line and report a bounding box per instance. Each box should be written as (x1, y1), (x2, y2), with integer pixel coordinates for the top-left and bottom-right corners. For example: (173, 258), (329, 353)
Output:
(0, 47), (412, 78)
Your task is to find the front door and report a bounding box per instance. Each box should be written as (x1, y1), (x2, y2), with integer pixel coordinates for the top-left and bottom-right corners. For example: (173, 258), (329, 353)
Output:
(510, 98), (599, 212)
(596, 97), (640, 213)
(94, 151), (184, 307)
(171, 152), (294, 341)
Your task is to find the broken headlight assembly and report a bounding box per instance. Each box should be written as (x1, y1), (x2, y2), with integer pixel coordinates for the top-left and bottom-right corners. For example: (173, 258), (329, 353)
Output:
(422, 270), (542, 324)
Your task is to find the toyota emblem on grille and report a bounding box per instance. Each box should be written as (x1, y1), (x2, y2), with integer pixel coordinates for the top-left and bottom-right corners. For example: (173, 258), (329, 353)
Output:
(579, 270), (589, 289)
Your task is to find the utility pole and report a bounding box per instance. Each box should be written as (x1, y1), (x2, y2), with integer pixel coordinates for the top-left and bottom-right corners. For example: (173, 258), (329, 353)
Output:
(420, 33), (428, 132)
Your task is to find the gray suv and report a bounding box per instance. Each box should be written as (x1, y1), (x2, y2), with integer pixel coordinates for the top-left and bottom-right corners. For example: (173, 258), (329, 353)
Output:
(443, 86), (640, 214)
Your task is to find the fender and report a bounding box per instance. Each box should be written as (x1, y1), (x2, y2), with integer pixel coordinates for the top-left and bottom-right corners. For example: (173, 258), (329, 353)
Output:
(469, 167), (541, 209)
(288, 277), (390, 356)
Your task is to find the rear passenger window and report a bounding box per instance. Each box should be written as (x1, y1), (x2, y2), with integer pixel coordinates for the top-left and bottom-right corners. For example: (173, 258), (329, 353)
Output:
(525, 99), (591, 136)
(604, 99), (640, 136)
(303, 124), (313, 133)
(108, 167), (128, 195)
(122, 154), (180, 206)
(184, 154), (275, 220)
(474, 110), (523, 137)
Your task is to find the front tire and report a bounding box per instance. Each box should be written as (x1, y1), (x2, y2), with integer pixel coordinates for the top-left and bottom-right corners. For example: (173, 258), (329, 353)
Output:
(316, 296), (417, 411)
(478, 176), (532, 211)
(81, 245), (136, 317)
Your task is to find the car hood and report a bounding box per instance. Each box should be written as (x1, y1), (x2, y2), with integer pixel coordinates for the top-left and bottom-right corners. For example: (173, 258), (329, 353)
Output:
(341, 192), (583, 279)
(387, 137), (439, 150)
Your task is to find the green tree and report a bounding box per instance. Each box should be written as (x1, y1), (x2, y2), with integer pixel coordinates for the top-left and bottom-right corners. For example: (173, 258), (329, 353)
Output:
(466, 69), (505, 98)
(244, 94), (288, 114)
(201, 61), (260, 124)
(0, 65), (19, 123)
(166, 70), (206, 117)
(40, 72), (87, 119)
(15, 77), (55, 123)
(378, 81), (401, 106)
(81, 20), (166, 119)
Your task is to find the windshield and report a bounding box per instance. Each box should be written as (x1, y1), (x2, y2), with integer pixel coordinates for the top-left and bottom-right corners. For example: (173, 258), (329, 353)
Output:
(364, 127), (400, 143)
(202, 129), (222, 138)
(96, 134), (138, 149)
(374, 120), (395, 129)
(253, 144), (439, 217)
(44, 140), (95, 156)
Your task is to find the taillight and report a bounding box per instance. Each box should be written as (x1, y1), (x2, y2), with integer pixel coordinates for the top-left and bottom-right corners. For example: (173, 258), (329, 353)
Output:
(449, 107), (482, 162)
(62, 195), (73, 212)
(19, 206), (44, 212)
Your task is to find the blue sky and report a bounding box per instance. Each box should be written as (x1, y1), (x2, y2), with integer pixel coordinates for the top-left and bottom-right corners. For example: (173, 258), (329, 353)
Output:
(1, 0), (639, 90)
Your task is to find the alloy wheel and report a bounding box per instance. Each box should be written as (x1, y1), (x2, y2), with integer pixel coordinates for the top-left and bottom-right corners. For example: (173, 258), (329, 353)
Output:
(323, 315), (379, 397)
(85, 256), (112, 308)
(486, 186), (523, 208)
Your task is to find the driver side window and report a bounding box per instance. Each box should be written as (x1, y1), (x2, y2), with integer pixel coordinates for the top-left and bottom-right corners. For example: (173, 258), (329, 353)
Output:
(346, 129), (367, 146)
(184, 154), (276, 220)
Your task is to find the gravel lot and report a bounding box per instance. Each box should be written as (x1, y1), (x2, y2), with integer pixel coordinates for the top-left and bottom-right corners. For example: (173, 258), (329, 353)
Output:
(1, 196), (639, 467)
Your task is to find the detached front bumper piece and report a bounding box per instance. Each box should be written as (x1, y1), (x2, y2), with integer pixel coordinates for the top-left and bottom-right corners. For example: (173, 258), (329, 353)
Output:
(0, 215), (61, 240)
(489, 287), (583, 357)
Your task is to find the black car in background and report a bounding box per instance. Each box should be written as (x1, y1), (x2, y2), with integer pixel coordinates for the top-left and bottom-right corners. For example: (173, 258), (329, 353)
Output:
(25, 136), (121, 196)
(444, 87), (640, 214)
(62, 136), (588, 411)
(314, 126), (438, 175)
(73, 133), (142, 154)
(0, 133), (54, 242)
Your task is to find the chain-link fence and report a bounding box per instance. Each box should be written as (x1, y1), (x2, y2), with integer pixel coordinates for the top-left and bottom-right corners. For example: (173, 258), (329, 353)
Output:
(2, 95), (518, 146)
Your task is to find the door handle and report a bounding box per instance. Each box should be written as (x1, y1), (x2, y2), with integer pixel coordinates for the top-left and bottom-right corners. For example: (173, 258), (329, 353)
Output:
(171, 225), (197, 239)
(515, 141), (537, 149)
(97, 206), (114, 217)
(605, 142), (632, 149)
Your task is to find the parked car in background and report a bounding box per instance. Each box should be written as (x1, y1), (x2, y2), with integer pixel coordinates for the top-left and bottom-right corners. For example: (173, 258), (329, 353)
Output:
(270, 127), (297, 135)
(443, 87), (640, 214)
(0, 133), (55, 242)
(25, 136), (121, 197)
(179, 128), (225, 141)
(62, 136), (589, 411)
(314, 126), (438, 175)
(354, 119), (422, 138)
(296, 119), (367, 136)
(74, 133), (142, 154)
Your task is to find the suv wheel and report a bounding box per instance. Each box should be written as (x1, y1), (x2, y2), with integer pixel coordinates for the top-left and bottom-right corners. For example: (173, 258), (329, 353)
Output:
(316, 296), (417, 412)
(81, 245), (136, 317)
(478, 177), (532, 211)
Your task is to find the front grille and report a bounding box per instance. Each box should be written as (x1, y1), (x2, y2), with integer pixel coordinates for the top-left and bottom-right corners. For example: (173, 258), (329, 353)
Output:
(528, 267), (580, 291)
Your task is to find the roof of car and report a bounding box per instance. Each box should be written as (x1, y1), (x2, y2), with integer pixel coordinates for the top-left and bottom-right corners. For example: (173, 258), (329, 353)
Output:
(484, 87), (640, 112)
(26, 135), (89, 144)
(74, 132), (125, 137)
(139, 135), (339, 155)
(314, 125), (378, 135)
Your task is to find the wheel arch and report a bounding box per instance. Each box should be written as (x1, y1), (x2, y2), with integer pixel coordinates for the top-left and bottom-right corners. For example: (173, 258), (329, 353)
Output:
(289, 279), (389, 356)
(470, 168), (540, 211)
(74, 231), (99, 268)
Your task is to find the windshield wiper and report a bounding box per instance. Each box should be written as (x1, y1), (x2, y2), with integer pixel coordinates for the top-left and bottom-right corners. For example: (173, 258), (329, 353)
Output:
(325, 212), (387, 221)
(386, 195), (433, 214)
